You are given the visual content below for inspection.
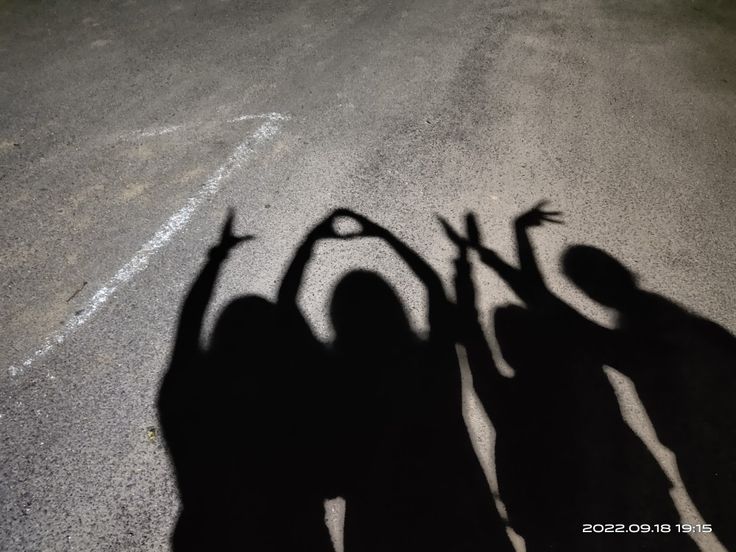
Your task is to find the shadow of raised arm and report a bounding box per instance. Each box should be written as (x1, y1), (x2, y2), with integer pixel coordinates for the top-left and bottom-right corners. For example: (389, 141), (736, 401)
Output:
(442, 214), (506, 419)
(469, 202), (563, 307)
(168, 210), (253, 374)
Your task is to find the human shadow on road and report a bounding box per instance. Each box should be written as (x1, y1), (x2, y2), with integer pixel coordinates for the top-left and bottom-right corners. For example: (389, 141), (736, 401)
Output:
(563, 244), (736, 551)
(158, 208), (515, 552)
(315, 210), (514, 552)
(157, 212), (335, 551)
(443, 204), (700, 552)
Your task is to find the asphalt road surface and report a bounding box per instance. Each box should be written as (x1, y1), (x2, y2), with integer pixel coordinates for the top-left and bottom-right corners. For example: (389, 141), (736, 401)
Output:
(1, 0), (735, 550)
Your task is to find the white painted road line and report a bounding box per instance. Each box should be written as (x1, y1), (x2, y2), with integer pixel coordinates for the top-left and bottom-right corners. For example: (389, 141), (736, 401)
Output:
(226, 112), (290, 123)
(120, 112), (288, 141)
(8, 113), (290, 377)
(136, 124), (185, 138)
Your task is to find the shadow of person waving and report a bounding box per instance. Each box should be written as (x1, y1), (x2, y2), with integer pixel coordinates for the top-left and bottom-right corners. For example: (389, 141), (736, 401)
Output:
(158, 210), (336, 551)
(563, 245), (736, 550)
(320, 209), (514, 552)
(443, 204), (697, 552)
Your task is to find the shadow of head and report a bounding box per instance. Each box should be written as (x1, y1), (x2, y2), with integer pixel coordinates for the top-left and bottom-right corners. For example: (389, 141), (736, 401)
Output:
(562, 245), (639, 309)
(210, 295), (278, 357)
(330, 269), (414, 353)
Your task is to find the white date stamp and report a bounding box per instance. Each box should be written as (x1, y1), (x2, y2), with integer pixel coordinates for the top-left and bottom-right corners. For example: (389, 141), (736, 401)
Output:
(583, 523), (712, 534)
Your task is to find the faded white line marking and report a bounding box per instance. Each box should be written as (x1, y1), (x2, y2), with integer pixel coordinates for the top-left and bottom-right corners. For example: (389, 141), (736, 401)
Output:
(8, 114), (290, 377)
(137, 124), (185, 138)
(121, 112), (286, 142)
(227, 112), (290, 123)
